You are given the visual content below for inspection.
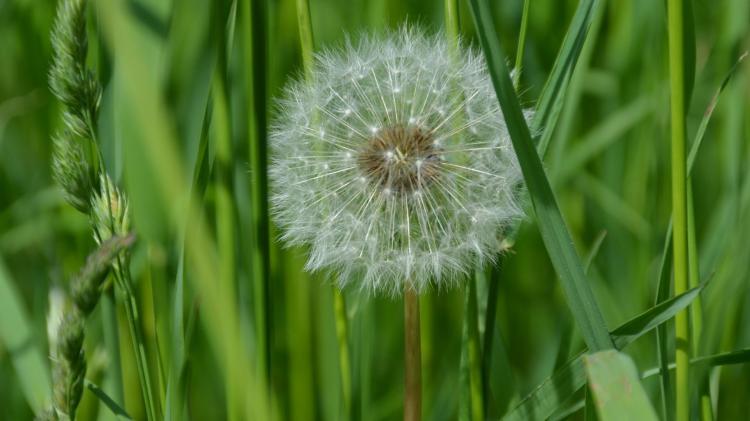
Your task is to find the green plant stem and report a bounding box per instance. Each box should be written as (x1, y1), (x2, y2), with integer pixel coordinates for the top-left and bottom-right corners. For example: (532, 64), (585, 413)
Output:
(404, 288), (421, 421)
(513, 0), (530, 89)
(115, 267), (158, 421)
(482, 264), (500, 415)
(333, 289), (352, 418)
(85, 80), (158, 421)
(467, 275), (484, 421)
(296, 0), (314, 81)
(294, 1), (354, 417)
(444, 0), (459, 42)
(242, 0), (272, 393)
(211, 1), (240, 417)
(687, 183), (713, 421)
(101, 290), (124, 406)
(666, 0), (690, 419)
(444, 5), (485, 417)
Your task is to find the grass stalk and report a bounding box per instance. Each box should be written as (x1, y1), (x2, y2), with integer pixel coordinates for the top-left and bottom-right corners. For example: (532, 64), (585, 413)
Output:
(333, 289), (352, 418)
(211, 1), (241, 417)
(101, 290), (124, 407)
(466, 275), (484, 421)
(666, 0), (690, 418)
(444, 4), (485, 417)
(403, 288), (421, 421)
(687, 184), (713, 421)
(444, 0), (459, 42)
(481, 264), (500, 415)
(513, 0), (530, 89)
(296, 0), (315, 81)
(294, 0), (354, 416)
(85, 72), (158, 421)
(114, 266), (159, 421)
(242, 0), (272, 393)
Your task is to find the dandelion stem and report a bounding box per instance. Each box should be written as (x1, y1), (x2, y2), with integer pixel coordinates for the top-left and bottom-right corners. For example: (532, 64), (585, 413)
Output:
(666, 0), (690, 418)
(513, 0), (530, 90)
(403, 288), (421, 421)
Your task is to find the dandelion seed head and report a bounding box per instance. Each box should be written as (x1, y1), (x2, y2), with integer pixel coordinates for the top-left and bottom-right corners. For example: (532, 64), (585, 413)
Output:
(269, 26), (526, 295)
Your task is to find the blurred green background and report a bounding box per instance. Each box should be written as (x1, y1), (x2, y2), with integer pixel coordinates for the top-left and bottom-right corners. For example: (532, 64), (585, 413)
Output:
(1, 0), (748, 420)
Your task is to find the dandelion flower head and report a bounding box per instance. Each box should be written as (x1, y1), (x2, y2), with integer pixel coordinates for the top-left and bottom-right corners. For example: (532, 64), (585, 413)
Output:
(270, 27), (525, 295)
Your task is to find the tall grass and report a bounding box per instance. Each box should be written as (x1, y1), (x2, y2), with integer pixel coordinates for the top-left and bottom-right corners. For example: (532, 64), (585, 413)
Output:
(0, 0), (748, 420)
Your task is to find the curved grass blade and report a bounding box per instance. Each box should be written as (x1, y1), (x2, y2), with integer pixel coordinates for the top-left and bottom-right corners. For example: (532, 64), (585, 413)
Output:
(611, 284), (705, 350)
(467, 0), (613, 352)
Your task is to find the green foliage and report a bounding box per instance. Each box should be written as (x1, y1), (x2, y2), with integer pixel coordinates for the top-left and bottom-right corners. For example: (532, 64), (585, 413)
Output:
(0, 0), (748, 420)
(584, 350), (658, 421)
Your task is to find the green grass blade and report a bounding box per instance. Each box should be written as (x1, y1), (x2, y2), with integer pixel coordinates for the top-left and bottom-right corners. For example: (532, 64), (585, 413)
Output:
(555, 96), (656, 185)
(584, 351), (658, 421)
(654, 225), (675, 421)
(85, 379), (133, 420)
(611, 284), (704, 349)
(242, 0), (272, 390)
(466, 0), (613, 352)
(0, 255), (51, 414)
(502, 285), (702, 420)
(692, 348), (750, 368)
(642, 349), (750, 380)
(650, 49), (747, 421)
(95, 1), (268, 418)
(532, 0), (602, 156)
(687, 51), (748, 169)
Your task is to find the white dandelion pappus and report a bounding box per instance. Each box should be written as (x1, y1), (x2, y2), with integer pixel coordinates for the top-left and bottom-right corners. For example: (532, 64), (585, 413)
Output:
(269, 27), (525, 295)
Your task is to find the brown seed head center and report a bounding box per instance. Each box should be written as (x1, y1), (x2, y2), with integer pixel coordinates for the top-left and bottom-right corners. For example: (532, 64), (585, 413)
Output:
(357, 125), (442, 195)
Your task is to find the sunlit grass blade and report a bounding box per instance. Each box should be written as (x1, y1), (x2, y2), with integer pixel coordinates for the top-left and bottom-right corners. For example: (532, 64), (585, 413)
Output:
(467, 0), (613, 352)
(584, 350), (658, 421)
(0, 255), (51, 415)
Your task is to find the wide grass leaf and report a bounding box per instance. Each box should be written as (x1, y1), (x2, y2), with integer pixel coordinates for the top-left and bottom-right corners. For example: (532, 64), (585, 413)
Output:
(583, 351), (658, 421)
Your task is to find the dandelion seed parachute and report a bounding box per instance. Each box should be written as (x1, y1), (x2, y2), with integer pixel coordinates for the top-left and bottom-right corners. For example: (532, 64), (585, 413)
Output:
(269, 27), (525, 295)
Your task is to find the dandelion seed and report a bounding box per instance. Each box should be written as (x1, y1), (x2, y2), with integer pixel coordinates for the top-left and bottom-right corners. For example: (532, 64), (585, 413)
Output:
(269, 27), (525, 295)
